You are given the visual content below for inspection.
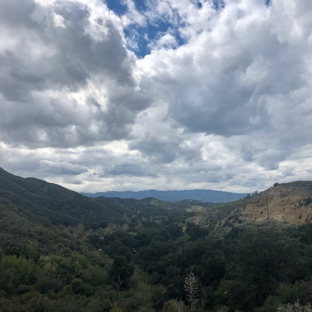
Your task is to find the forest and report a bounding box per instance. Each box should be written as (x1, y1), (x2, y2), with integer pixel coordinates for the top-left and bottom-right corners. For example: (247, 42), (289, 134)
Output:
(1, 168), (312, 312)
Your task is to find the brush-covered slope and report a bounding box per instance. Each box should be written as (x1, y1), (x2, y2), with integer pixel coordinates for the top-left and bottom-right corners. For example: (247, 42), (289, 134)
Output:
(188, 181), (312, 231)
(3, 169), (312, 312)
(0, 197), (115, 311)
(242, 182), (312, 224)
(0, 167), (124, 226)
(0, 168), (199, 227)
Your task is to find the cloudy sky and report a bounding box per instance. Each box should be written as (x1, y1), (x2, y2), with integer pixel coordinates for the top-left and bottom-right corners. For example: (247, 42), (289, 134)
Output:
(1, 0), (312, 193)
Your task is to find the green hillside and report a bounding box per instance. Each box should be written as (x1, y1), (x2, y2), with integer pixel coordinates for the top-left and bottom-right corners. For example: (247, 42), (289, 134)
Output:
(0, 197), (114, 311)
(1, 168), (312, 312)
(0, 168), (195, 227)
(0, 167), (123, 226)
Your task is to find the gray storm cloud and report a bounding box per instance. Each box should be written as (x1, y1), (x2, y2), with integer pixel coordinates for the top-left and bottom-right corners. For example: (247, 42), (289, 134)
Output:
(39, 160), (89, 175)
(0, 0), (150, 148)
(1, 0), (312, 192)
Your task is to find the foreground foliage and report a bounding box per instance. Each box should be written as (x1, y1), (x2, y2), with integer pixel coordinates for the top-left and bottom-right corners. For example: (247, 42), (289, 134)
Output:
(277, 301), (312, 312)
(2, 192), (312, 312)
(1, 168), (312, 311)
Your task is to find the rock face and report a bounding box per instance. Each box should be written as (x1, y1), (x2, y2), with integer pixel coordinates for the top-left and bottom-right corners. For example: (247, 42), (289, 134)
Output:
(242, 185), (312, 224)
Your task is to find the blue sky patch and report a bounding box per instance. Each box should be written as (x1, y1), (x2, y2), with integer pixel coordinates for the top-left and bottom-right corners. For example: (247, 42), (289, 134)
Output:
(125, 19), (186, 58)
(104, 0), (127, 15)
(104, 0), (187, 58)
(133, 0), (148, 12)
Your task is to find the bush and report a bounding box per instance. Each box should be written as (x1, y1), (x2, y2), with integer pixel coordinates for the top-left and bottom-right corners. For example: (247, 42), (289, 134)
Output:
(277, 301), (312, 312)
(304, 197), (312, 206)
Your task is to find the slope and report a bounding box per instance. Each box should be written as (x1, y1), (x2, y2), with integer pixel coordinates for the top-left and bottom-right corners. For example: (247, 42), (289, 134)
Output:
(0, 168), (199, 227)
(242, 182), (312, 224)
(188, 181), (312, 232)
(0, 167), (127, 226)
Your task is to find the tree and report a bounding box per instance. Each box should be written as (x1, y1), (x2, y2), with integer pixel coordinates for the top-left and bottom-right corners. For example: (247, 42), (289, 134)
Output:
(277, 301), (312, 312)
(109, 256), (134, 300)
(162, 299), (187, 312)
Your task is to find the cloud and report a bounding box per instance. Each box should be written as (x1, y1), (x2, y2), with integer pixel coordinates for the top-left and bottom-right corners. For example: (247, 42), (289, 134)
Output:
(140, 0), (309, 137)
(121, 0), (147, 27)
(63, 176), (85, 184)
(149, 32), (179, 50)
(1, 0), (312, 193)
(0, 0), (150, 148)
(105, 162), (158, 177)
(39, 160), (89, 175)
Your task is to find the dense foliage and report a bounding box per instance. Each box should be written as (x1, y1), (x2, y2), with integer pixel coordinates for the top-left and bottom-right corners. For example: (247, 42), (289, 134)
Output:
(0, 168), (195, 227)
(1, 168), (312, 311)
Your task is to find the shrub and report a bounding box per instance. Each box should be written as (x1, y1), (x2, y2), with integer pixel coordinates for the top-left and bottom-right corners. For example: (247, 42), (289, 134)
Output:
(277, 301), (312, 312)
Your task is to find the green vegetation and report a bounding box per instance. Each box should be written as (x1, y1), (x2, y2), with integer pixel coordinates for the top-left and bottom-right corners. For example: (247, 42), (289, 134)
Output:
(277, 301), (312, 312)
(1, 168), (312, 311)
(0, 168), (194, 228)
(280, 181), (312, 190)
(303, 197), (312, 206)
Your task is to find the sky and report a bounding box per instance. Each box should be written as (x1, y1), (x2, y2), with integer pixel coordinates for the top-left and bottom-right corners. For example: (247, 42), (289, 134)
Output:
(1, 0), (312, 193)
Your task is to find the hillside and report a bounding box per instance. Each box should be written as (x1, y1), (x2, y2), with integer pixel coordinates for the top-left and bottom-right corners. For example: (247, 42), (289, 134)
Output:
(0, 167), (198, 227)
(0, 167), (120, 226)
(242, 182), (312, 224)
(187, 181), (312, 231)
(82, 189), (247, 203)
(0, 196), (117, 311)
(2, 169), (312, 312)
(187, 198), (248, 227)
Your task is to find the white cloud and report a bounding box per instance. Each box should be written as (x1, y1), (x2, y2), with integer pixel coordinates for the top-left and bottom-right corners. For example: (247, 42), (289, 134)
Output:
(122, 0), (147, 27)
(1, 0), (312, 193)
(155, 33), (178, 49)
(0, 0), (150, 148)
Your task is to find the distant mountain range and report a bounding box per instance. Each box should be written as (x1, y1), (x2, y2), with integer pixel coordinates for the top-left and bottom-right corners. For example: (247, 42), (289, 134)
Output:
(81, 189), (248, 203)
